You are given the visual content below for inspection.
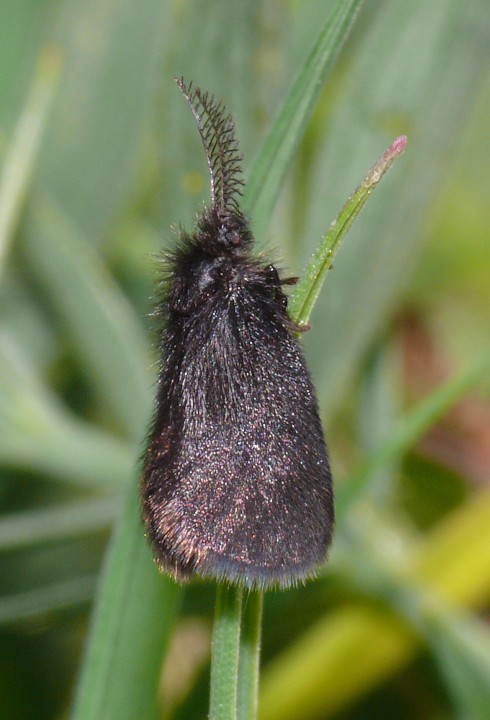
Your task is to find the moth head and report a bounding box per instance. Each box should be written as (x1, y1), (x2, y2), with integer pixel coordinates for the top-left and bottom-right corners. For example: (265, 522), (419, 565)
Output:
(198, 207), (253, 256)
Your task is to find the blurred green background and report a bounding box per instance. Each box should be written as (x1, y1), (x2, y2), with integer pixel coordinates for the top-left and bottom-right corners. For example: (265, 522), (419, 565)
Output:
(1, 1), (490, 719)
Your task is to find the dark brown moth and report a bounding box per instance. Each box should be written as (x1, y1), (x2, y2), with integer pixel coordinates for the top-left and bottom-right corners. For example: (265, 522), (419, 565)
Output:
(141, 78), (334, 589)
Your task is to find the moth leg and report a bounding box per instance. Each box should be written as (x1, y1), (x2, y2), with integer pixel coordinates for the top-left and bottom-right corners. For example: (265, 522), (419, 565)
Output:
(263, 265), (298, 286)
(262, 268), (309, 329)
(262, 264), (288, 309)
(295, 322), (311, 333)
(263, 264), (281, 283)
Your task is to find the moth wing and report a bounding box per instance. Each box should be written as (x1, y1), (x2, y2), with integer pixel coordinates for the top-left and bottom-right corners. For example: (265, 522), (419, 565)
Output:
(143, 317), (333, 589)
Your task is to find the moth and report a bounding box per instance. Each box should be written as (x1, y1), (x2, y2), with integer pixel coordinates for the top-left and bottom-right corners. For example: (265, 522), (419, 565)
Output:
(141, 78), (334, 589)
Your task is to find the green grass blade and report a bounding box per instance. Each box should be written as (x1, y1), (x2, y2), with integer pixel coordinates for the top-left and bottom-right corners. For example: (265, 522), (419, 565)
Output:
(237, 591), (263, 720)
(0, 576), (97, 626)
(0, 47), (61, 277)
(0, 496), (119, 552)
(70, 483), (181, 720)
(424, 607), (490, 720)
(243, 0), (364, 237)
(289, 136), (407, 326)
(27, 195), (151, 442)
(259, 491), (490, 720)
(301, 0), (490, 420)
(38, 0), (168, 243)
(337, 346), (490, 518)
(0, 335), (133, 487)
(210, 585), (243, 720)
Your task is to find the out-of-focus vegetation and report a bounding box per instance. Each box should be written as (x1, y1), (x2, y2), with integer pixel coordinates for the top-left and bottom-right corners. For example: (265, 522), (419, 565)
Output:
(1, 1), (490, 719)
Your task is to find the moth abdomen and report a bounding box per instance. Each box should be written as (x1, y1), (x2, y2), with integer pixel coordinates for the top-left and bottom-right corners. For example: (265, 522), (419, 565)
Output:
(141, 78), (334, 589)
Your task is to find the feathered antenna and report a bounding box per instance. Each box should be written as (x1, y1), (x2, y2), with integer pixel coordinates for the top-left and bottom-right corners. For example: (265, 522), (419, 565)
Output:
(176, 77), (245, 215)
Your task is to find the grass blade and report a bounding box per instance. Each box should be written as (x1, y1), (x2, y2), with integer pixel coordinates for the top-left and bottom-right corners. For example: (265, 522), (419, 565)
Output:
(27, 195), (151, 442)
(0, 47), (61, 277)
(70, 483), (181, 720)
(259, 490), (490, 720)
(237, 591), (263, 720)
(289, 136), (407, 326)
(337, 346), (490, 517)
(210, 586), (243, 720)
(243, 0), (364, 237)
(0, 335), (133, 488)
(0, 576), (97, 626)
(425, 607), (490, 720)
(0, 497), (119, 552)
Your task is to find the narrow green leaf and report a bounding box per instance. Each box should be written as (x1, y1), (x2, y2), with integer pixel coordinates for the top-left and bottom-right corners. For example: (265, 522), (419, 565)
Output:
(243, 0), (365, 238)
(337, 346), (490, 518)
(289, 136), (407, 326)
(425, 607), (490, 720)
(301, 0), (490, 419)
(0, 47), (61, 277)
(210, 585), (243, 720)
(0, 335), (133, 488)
(0, 496), (119, 552)
(27, 194), (152, 442)
(0, 576), (97, 626)
(237, 591), (263, 720)
(38, 0), (169, 242)
(71, 483), (181, 720)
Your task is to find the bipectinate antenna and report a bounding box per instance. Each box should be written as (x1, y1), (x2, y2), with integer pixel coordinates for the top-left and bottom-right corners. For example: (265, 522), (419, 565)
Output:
(176, 77), (245, 216)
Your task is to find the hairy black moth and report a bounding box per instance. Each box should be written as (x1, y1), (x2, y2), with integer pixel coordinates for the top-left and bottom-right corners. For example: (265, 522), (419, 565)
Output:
(141, 78), (334, 589)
